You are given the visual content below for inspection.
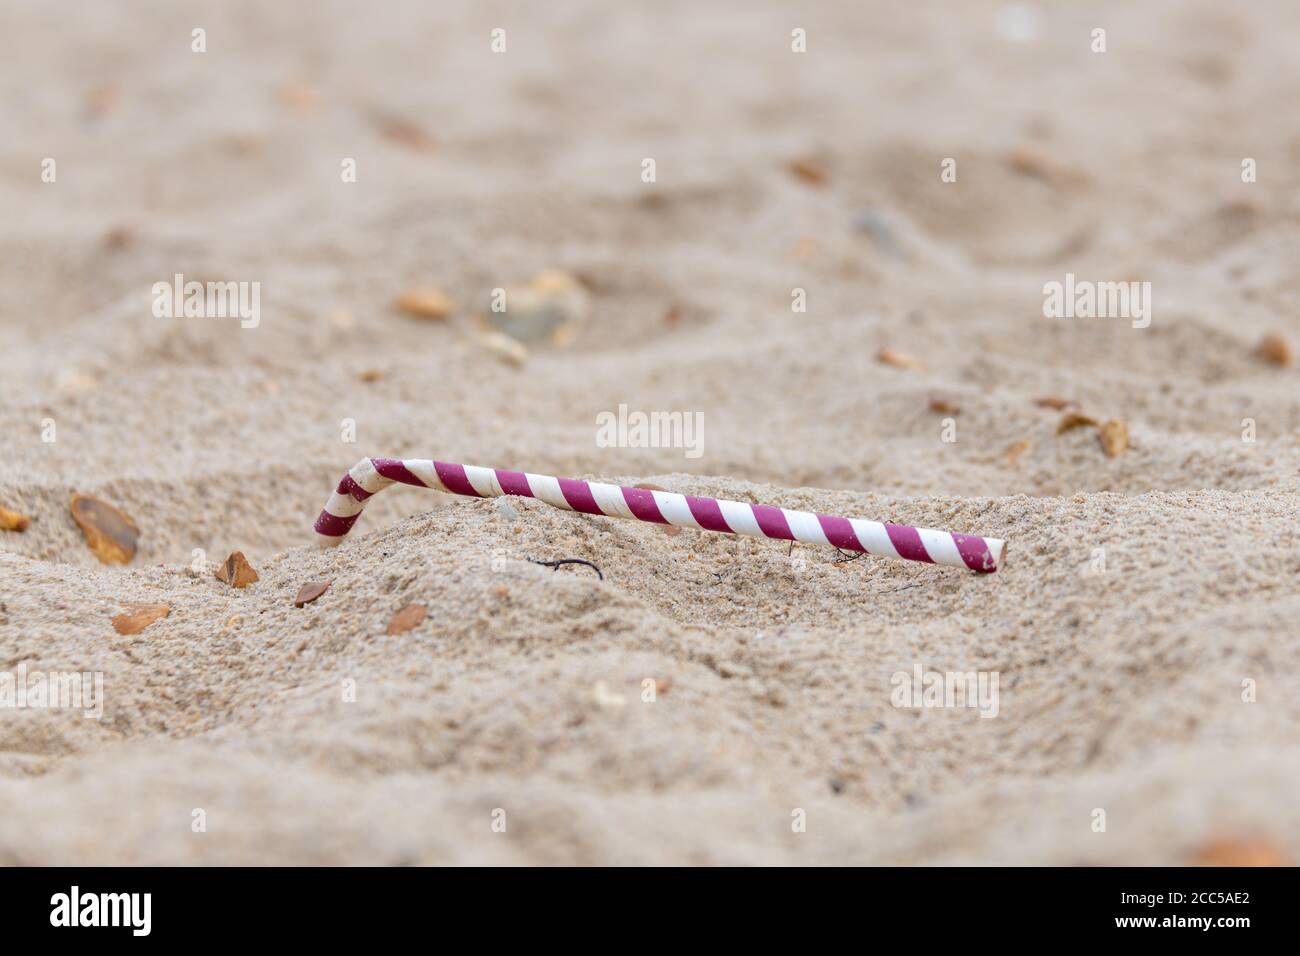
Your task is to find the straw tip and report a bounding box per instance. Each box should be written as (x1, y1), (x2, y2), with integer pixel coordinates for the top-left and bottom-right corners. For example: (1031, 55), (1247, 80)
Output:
(986, 538), (1007, 573)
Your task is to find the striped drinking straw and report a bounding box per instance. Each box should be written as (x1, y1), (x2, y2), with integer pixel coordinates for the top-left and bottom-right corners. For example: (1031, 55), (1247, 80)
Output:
(315, 457), (1006, 573)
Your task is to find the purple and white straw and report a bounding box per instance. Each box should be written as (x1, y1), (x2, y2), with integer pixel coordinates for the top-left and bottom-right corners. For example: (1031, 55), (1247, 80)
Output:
(315, 457), (1006, 573)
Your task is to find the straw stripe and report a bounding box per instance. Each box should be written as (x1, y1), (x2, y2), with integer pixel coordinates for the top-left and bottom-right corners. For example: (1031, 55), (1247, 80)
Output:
(313, 457), (1006, 574)
(686, 495), (733, 534)
(622, 486), (668, 524)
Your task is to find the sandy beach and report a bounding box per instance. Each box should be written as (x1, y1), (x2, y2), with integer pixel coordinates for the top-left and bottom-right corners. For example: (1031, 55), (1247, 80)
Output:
(1, 0), (1298, 864)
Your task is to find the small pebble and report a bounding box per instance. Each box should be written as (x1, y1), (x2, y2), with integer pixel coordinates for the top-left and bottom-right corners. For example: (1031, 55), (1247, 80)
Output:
(395, 287), (454, 320)
(1099, 419), (1129, 458)
(1255, 332), (1292, 367)
(482, 270), (587, 346)
(877, 347), (924, 371)
(852, 208), (904, 258)
(0, 506), (30, 533)
(481, 331), (528, 367)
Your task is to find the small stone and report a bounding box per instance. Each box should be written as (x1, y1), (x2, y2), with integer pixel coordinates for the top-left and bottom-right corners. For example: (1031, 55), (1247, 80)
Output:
(528, 269), (582, 297)
(294, 581), (330, 607)
(70, 494), (138, 564)
(358, 368), (385, 383)
(395, 287), (454, 320)
(1255, 332), (1292, 367)
(787, 156), (828, 187)
(481, 331), (528, 367)
(592, 680), (626, 710)
(852, 208), (904, 258)
(482, 271), (587, 346)
(1098, 419), (1129, 457)
(0, 506), (30, 533)
(877, 347), (924, 371)
(386, 603), (427, 635)
(214, 551), (259, 588)
(111, 603), (170, 635)
(56, 369), (98, 395)
(1056, 411), (1099, 434)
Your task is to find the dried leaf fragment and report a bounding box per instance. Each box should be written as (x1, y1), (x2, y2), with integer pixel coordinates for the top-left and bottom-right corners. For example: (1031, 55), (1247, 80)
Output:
(111, 603), (170, 635)
(294, 581), (330, 608)
(395, 287), (454, 319)
(386, 603), (427, 635)
(1034, 396), (1075, 410)
(1006, 143), (1087, 188)
(1002, 439), (1032, 464)
(1192, 837), (1288, 867)
(85, 82), (121, 117)
(215, 551), (259, 588)
(377, 116), (435, 151)
(102, 226), (135, 251)
(279, 80), (320, 112)
(791, 237), (818, 258)
(928, 396), (960, 415)
(70, 494), (138, 564)
(787, 156), (828, 187)
(1055, 411), (1099, 434)
(0, 506), (30, 533)
(1255, 332), (1292, 367)
(1098, 419), (1129, 457)
(877, 347), (924, 371)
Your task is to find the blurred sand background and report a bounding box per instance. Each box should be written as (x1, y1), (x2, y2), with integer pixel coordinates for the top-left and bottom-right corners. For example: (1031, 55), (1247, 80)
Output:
(1, 0), (1298, 864)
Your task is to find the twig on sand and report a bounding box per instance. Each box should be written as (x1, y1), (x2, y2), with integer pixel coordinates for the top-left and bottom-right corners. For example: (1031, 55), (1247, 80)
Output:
(529, 558), (604, 581)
